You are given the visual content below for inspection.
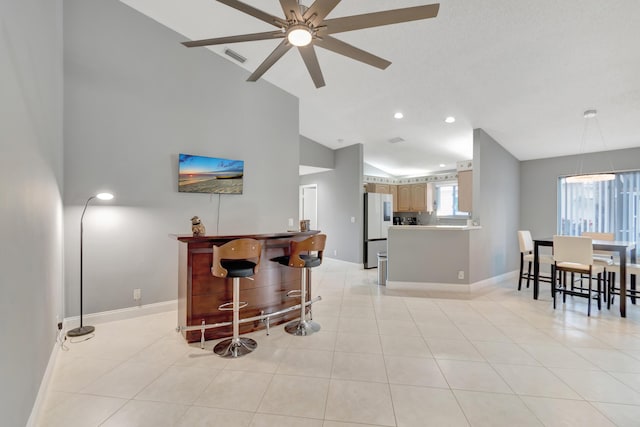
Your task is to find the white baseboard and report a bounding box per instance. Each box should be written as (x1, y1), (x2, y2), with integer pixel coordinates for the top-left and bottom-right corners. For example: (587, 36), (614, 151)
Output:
(26, 341), (60, 427)
(387, 270), (518, 293)
(64, 299), (177, 329)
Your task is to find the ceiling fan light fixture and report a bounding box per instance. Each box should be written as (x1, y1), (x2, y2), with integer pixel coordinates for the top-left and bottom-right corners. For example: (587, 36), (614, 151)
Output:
(287, 25), (312, 46)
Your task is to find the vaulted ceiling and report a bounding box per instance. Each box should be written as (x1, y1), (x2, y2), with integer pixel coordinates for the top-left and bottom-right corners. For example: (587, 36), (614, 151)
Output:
(121, 0), (640, 177)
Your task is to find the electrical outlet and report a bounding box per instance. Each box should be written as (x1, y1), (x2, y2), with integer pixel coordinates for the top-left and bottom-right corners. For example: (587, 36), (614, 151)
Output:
(333, 249), (337, 256)
(133, 288), (141, 300)
(288, 218), (294, 227)
(458, 270), (465, 279)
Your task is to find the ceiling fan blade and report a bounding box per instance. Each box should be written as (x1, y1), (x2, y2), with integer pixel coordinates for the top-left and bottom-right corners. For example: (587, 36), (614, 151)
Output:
(182, 31), (284, 48)
(217, 0), (287, 27)
(315, 35), (390, 69)
(303, 0), (341, 27)
(298, 45), (326, 88)
(279, 0), (303, 21)
(320, 3), (440, 34)
(247, 40), (293, 82)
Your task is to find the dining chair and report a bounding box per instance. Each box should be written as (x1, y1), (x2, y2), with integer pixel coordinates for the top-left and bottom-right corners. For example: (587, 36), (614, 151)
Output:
(605, 263), (640, 309)
(517, 230), (554, 291)
(582, 232), (616, 263)
(580, 232), (614, 301)
(553, 235), (605, 316)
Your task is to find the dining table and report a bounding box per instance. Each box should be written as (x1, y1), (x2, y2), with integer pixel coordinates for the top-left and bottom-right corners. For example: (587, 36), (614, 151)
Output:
(533, 237), (637, 317)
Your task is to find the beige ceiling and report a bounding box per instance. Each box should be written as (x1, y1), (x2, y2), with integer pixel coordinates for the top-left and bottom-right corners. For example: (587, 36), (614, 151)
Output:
(120, 0), (640, 177)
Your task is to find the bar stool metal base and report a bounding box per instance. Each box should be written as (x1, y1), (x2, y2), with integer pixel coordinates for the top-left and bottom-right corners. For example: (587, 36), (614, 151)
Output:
(213, 337), (257, 358)
(284, 319), (321, 336)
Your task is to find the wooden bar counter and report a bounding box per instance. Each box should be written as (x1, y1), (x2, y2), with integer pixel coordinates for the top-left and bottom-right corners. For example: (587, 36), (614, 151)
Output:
(171, 231), (319, 343)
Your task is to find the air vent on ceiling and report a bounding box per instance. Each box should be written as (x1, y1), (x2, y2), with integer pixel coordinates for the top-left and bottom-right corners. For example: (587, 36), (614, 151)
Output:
(224, 48), (246, 63)
(388, 137), (405, 144)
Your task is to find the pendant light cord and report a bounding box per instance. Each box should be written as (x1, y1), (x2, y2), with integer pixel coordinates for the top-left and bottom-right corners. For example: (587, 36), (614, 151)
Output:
(574, 110), (616, 177)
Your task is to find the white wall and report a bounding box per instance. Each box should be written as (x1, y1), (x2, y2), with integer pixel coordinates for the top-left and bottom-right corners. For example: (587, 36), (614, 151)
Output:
(63, 0), (300, 316)
(0, 0), (64, 425)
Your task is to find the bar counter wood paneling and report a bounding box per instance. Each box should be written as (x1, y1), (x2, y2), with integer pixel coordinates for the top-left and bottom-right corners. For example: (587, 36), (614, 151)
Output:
(171, 231), (319, 343)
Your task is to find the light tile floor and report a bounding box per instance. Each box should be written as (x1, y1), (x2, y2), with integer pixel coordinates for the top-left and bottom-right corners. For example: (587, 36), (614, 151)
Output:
(37, 259), (640, 426)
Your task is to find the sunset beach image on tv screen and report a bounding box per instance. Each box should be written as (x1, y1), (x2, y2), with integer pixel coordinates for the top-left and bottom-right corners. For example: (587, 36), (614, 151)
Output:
(178, 153), (244, 194)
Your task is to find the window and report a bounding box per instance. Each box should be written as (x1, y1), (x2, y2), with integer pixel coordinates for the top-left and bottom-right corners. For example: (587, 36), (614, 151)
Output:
(435, 182), (468, 217)
(558, 171), (640, 241)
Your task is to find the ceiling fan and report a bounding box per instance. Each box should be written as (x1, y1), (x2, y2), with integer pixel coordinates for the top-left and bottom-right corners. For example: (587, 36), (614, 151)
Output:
(182, 0), (440, 88)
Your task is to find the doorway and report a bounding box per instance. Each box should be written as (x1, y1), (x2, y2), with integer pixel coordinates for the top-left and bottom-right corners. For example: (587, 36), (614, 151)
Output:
(299, 184), (318, 230)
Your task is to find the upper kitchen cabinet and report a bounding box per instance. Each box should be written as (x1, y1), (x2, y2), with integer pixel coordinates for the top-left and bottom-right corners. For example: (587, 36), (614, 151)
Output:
(458, 170), (472, 213)
(390, 185), (398, 212)
(365, 183), (391, 194)
(397, 185), (411, 211)
(397, 183), (432, 212)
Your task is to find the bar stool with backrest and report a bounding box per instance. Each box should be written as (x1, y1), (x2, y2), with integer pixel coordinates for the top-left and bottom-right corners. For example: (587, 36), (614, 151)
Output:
(553, 235), (605, 316)
(271, 234), (326, 336)
(580, 232), (614, 302)
(605, 263), (640, 309)
(211, 238), (262, 358)
(517, 230), (555, 291)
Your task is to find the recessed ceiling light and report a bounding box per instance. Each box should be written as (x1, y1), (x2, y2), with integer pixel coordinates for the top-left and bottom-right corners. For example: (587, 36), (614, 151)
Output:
(444, 116), (456, 123)
(439, 163), (446, 168)
(394, 112), (404, 119)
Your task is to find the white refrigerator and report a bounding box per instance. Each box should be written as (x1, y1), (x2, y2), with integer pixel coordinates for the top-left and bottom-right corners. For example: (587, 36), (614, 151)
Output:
(364, 193), (393, 268)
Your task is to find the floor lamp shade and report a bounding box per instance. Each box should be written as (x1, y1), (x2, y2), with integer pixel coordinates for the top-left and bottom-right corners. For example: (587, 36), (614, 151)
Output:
(67, 192), (114, 338)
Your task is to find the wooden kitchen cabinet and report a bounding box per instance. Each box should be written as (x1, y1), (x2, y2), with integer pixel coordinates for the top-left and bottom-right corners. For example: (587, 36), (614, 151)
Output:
(397, 185), (412, 211)
(397, 183), (428, 212)
(411, 183), (427, 212)
(365, 183), (390, 194)
(390, 185), (398, 212)
(458, 170), (472, 213)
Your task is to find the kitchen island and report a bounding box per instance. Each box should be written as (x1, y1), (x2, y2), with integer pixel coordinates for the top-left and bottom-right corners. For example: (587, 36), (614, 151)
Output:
(171, 231), (319, 343)
(387, 225), (483, 288)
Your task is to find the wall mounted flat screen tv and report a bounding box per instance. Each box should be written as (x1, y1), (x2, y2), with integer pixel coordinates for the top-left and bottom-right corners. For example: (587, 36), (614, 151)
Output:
(178, 153), (244, 194)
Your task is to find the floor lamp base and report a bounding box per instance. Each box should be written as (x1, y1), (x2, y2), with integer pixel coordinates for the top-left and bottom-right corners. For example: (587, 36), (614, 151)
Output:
(67, 325), (95, 337)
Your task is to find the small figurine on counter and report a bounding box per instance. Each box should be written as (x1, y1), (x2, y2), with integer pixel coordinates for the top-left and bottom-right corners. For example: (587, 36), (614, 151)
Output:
(191, 216), (206, 236)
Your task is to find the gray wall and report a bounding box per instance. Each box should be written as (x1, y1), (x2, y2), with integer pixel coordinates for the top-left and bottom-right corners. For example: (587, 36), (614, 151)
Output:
(300, 135), (335, 169)
(469, 129), (520, 282)
(64, 0), (300, 316)
(388, 229), (472, 283)
(521, 147), (640, 238)
(0, 0), (63, 425)
(300, 144), (364, 263)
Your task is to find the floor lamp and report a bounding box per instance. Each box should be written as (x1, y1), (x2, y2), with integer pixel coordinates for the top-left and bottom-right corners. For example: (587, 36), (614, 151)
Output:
(67, 192), (114, 338)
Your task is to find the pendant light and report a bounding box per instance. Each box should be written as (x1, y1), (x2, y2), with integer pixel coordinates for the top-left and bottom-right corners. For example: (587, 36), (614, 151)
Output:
(565, 109), (615, 183)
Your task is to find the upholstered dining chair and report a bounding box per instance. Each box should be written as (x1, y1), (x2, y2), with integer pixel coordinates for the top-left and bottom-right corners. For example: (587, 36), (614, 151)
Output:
(517, 230), (554, 291)
(553, 235), (605, 316)
(605, 263), (640, 309)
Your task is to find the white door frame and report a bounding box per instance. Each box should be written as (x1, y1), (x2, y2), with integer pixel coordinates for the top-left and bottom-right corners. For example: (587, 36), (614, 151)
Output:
(299, 184), (318, 230)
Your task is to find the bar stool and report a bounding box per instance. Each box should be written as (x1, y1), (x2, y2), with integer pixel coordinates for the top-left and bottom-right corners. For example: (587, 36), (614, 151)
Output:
(271, 234), (326, 336)
(517, 230), (555, 290)
(211, 238), (262, 358)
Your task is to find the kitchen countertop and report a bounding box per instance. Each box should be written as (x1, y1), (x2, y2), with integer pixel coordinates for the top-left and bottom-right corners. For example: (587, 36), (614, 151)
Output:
(390, 225), (482, 230)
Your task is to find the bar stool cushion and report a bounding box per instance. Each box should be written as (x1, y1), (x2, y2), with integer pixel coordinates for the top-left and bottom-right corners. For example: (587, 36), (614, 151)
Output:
(221, 259), (258, 277)
(271, 254), (322, 269)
